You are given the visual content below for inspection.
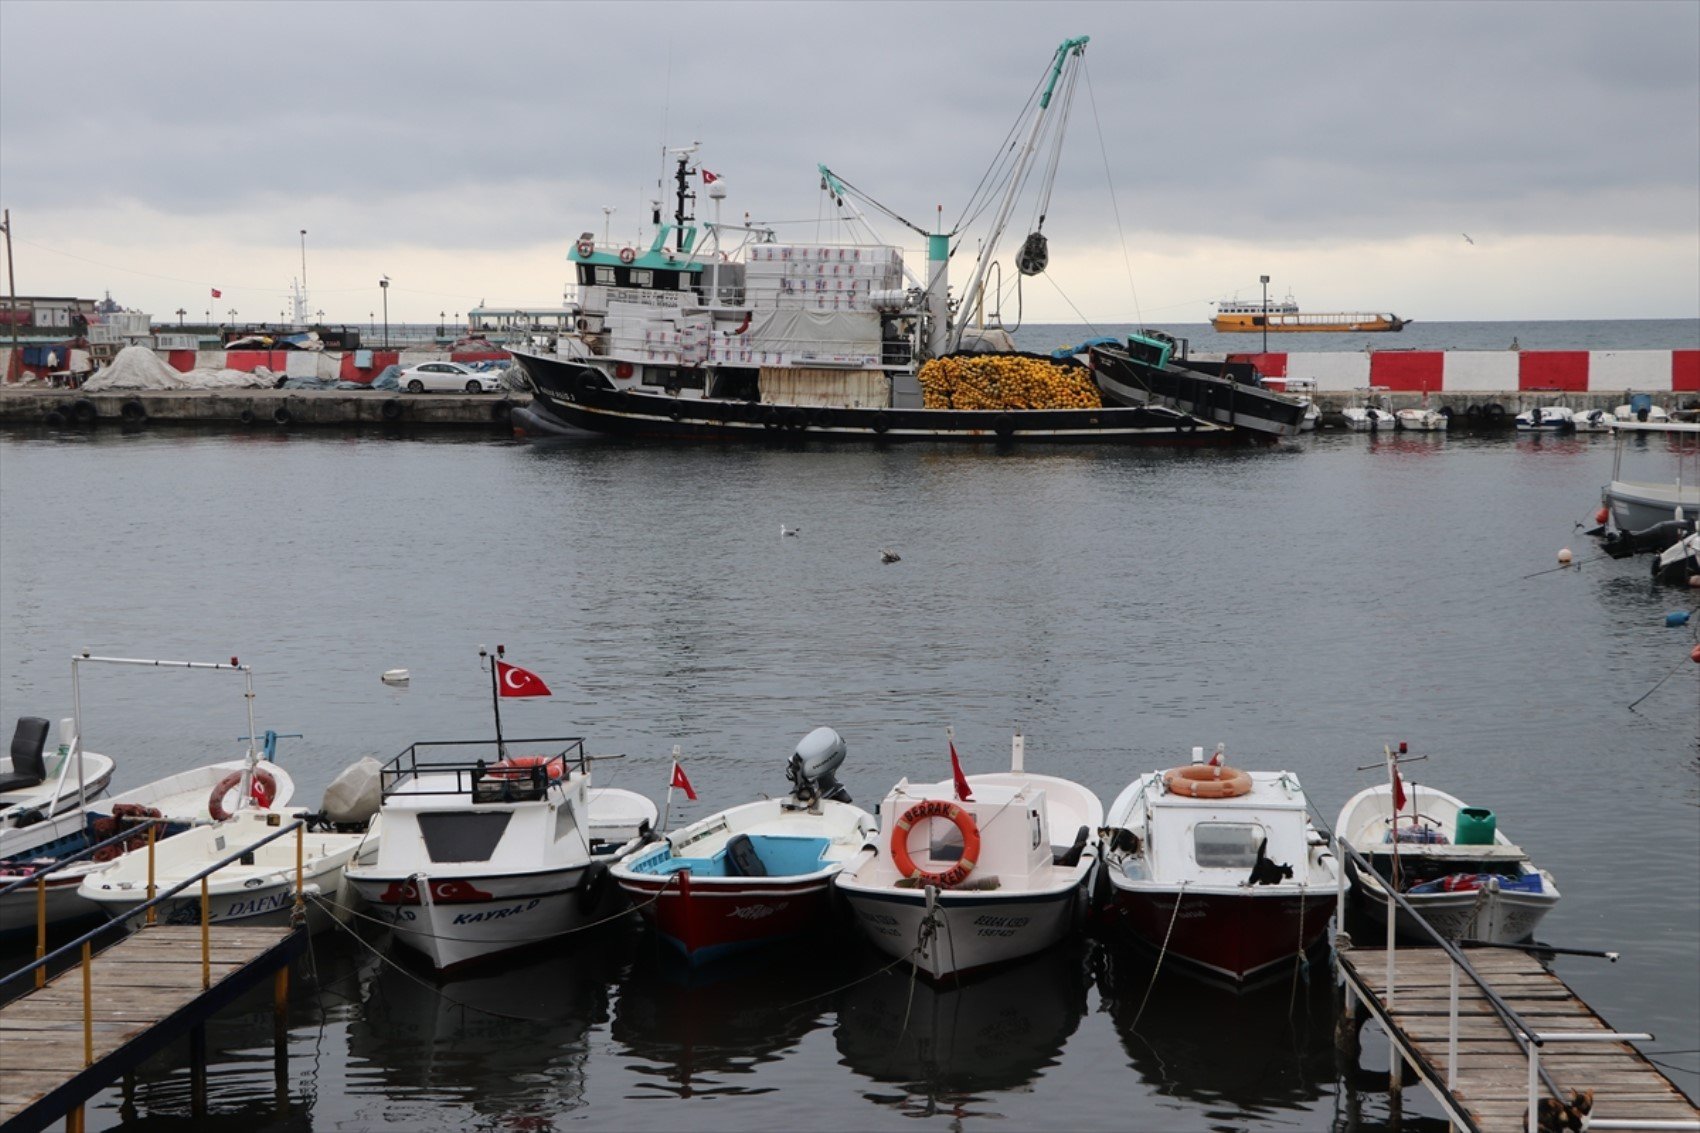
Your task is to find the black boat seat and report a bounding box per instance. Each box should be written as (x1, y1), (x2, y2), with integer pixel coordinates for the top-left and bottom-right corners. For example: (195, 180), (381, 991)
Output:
(1054, 825), (1090, 868)
(724, 833), (768, 878)
(0, 717), (51, 795)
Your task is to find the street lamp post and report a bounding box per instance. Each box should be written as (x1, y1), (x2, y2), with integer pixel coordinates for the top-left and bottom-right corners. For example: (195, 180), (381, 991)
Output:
(227, 307), (237, 324)
(176, 308), (186, 327)
(439, 310), (446, 337)
(1259, 274), (1270, 355)
(379, 277), (389, 349)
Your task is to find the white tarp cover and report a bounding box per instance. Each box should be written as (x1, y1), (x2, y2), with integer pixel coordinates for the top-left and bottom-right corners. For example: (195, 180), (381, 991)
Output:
(320, 756), (383, 824)
(748, 309), (880, 357)
(81, 345), (278, 390)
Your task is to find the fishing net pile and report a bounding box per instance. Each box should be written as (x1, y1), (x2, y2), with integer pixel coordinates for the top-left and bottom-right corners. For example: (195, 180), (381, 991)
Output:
(918, 353), (1101, 411)
(81, 346), (275, 391)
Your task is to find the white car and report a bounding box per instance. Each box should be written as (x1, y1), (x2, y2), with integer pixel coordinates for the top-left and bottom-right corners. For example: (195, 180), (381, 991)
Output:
(398, 361), (502, 393)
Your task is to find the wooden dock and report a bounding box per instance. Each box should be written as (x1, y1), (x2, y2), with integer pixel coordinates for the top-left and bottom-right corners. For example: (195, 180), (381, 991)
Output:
(0, 924), (305, 1133)
(1338, 944), (1700, 1132)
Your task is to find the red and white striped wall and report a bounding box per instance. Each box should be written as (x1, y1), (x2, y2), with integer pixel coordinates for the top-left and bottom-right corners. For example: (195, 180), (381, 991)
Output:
(1233, 350), (1699, 394)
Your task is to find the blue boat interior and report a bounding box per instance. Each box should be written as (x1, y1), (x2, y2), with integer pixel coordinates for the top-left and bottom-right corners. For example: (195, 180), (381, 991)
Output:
(631, 833), (833, 878)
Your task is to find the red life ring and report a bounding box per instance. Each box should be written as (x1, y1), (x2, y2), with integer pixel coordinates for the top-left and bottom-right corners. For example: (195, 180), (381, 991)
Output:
(890, 799), (980, 889)
(209, 768), (278, 821)
(1162, 764), (1253, 799)
(576, 240), (595, 258)
(484, 754), (567, 782)
(619, 247), (636, 265)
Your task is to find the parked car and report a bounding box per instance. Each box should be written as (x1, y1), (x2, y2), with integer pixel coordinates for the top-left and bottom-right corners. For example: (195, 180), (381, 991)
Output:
(398, 361), (502, 393)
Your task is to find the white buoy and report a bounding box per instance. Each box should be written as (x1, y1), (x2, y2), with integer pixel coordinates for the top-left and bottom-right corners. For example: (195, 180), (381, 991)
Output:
(381, 669), (410, 685)
(1557, 548), (1573, 564)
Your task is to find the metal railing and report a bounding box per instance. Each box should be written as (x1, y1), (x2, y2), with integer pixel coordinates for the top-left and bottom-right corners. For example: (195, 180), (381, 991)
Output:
(377, 737), (589, 801)
(0, 817), (308, 1064)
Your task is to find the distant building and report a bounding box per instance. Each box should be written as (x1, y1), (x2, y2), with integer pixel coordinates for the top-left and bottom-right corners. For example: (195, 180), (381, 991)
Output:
(0, 295), (101, 331)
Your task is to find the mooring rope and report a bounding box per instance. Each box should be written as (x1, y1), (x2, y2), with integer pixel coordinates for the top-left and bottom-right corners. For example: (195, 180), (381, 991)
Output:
(1129, 879), (1187, 1033)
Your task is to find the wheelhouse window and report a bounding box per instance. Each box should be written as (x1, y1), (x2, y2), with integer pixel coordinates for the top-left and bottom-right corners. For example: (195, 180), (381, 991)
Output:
(594, 267), (617, 285)
(630, 269), (653, 287)
(417, 812), (512, 862)
(1193, 823), (1262, 868)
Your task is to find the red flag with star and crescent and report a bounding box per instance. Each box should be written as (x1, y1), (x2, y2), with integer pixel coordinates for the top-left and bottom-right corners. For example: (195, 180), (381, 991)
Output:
(670, 760), (697, 801)
(495, 661), (551, 698)
(1392, 768), (1407, 813)
(950, 736), (973, 802)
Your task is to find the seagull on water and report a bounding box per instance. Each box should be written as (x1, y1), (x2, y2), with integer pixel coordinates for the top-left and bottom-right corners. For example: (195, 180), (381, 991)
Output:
(781, 524), (800, 537)
(880, 549), (901, 564)
(1461, 233), (1474, 245)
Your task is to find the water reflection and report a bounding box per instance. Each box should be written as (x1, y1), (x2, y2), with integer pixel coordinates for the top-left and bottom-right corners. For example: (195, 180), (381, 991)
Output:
(834, 941), (1088, 1119)
(344, 925), (625, 1126)
(610, 935), (836, 1099)
(1099, 945), (1335, 1121)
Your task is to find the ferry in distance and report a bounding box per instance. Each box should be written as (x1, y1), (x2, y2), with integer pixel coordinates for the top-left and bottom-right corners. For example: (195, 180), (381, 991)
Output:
(1212, 294), (1408, 334)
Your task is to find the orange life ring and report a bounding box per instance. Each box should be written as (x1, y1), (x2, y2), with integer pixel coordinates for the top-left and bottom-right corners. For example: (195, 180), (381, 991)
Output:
(484, 754), (567, 782)
(1162, 764), (1253, 799)
(576, 240), (594, 258)
(890, 799), (980, 888)
(209, 768), (278, 821)
(619, 247), (636, 264)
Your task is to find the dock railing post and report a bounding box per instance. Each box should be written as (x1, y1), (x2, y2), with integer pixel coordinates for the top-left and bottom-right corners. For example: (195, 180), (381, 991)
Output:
(81, 940), (93, 1066)
(1335, 838), (1348, 943)
(200, 877), (211, 990)
(1527, 1036), (1541, 1133)
(146, 824), (157, 925)
(1447, 963), (1459, 1090)
(1385, 882), (1401, 1091)
(294, 823), (305, 923)
(35, 876), (47, 988)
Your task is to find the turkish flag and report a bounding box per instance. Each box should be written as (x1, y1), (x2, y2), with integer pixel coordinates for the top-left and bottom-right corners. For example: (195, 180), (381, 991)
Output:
(211, 288), (222, 299)
(495, 661), (551, 698)
(670, 761), (697, 801)
(1392, 769), (1407, 813)
(950, 737), (973, 802)
(701, 169), (720, 185)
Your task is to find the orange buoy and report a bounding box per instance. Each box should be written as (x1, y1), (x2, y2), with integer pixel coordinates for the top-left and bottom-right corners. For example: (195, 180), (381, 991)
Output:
(1595, 506), (1609, 525)
(1691, 644), (1700, 664)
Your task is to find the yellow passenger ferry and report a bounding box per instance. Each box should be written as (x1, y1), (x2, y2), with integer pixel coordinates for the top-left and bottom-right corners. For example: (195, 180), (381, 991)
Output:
(1212, 295), (1407, 333)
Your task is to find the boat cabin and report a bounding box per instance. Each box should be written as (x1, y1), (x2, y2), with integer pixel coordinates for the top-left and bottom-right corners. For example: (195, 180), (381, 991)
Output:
(1133, 771), (1315, 886)
(871, 780), (1060, 892)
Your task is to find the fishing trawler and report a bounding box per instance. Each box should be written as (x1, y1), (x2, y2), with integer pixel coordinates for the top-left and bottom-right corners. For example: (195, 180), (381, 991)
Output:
(1212, 295), (1407, 334)
(508, 38), (1267, 446)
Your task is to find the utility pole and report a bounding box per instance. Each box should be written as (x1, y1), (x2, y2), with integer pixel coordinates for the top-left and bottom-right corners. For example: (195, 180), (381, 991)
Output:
(2, 210), (18, 383)
(1260, 274), (1271, 354)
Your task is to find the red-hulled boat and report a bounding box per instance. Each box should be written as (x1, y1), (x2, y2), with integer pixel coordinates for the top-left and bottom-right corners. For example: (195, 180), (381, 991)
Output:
(1098, 748), (1339, 984)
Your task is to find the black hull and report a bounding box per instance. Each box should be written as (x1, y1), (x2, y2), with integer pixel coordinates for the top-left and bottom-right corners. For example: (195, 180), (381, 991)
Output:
(1090, 344), (1307, 438)
(509, 351), (1251, 446)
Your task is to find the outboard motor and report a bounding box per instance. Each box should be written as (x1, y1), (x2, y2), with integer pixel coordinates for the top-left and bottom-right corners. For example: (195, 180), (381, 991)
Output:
(786, 726), (851, 806)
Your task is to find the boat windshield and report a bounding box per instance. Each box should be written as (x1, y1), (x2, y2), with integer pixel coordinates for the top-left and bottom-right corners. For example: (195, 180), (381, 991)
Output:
(1194, 823), (1262, 868)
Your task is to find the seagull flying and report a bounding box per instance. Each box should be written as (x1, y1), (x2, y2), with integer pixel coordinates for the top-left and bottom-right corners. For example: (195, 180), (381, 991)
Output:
(1461, 233), (1474, 245)
(880, 549), (901, 564)
(781, 524), (800, 537)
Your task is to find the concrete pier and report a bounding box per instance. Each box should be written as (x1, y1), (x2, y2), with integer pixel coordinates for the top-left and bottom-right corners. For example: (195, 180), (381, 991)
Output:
(0, 388), (528, 430)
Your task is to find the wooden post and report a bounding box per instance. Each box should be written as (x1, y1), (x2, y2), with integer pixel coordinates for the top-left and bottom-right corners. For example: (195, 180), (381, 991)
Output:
(200, 877), (211, 990)
(1447, 963), (1460, 1090)
(294, 823), (305, 922)
(66, 1107), (84, 1133)
(34, 876), (47, 989)
(145, 824), (157, 925)
(274, 967), (291, 1115)
(81, 941), (93, 1066)
(190, 1023), (207, 1118)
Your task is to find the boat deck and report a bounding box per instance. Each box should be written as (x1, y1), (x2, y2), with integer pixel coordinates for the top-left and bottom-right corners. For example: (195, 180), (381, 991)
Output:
(1337, 943), (1699, 1132)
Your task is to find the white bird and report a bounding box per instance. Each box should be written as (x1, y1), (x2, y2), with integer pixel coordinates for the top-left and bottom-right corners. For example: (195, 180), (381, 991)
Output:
(1461, 233), (1474, 245)
(880, 549), (901, 564)
(781, 524), (800, 537)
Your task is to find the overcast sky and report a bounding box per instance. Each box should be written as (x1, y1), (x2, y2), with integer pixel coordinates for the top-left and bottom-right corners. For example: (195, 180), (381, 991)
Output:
(2, 0), (1696, 326)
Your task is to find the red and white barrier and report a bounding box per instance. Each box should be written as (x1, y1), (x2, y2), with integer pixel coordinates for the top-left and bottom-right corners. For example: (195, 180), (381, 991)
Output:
(1230, 350), (1699, 394)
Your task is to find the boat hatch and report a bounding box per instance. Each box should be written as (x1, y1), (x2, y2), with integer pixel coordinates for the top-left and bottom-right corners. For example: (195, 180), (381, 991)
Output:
(1194, 822), (1265, 868)
(417, 812), (512, 862)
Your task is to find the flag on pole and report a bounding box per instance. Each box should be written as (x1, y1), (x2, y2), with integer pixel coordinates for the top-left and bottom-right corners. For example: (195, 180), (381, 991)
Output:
(211, 288), (222, 299)
(949, 733), (973, 802)
(1392, 768), (1407, 813)
(670, 760), (697, 801)
(495, 661), (551, 698)
(701, 169), (720, 185)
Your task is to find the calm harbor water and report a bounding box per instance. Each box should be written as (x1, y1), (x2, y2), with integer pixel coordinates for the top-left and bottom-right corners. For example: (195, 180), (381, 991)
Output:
(1, 321), (1696, 1131)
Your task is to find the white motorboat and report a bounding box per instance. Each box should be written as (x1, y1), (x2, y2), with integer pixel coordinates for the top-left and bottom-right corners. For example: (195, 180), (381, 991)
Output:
(1341, 388), (1396, 432)
(1394, 398), (1448, 432)
(1, 716), (115, 840)
(836, 729), (1101, 980)
(1336, 777), (1559, 944)
(1099, 746), (1339, 984)
(1282, 378), (1322, 432)
(344, 737), (658, 972)
(611, 728), (876, 964)
(78, 804), (368, 933)
(1600, 420), (1700, 533)
(1613, 396), (1670, 424)
(1652, 531), (1700, 586)
(1572, 407), (1616, 433)
(1, 656), (295, 939)
(1515, 402), (1575, 431)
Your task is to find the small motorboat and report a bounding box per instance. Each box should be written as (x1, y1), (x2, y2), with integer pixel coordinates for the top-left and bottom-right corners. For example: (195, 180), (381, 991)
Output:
(1572, 407), (1617, 433)
(1282, 378), (1322, 433)
(1341, 388), (1396, 432)
(835, 728), (1101, 981)
(1515, 403), (1575, 431)
(1336, 768), (1559, 944)
(1394, 397), (1448, 433)
(610, 727), (876, 963)
(1098, 746), (1340, 984)
(1598, 420), (1700, 533)
(1, 716), (115, 838)
(343, 737), (658, 972)
(1614, 395), (1670, 424)
(1652, 531), (1700, 586)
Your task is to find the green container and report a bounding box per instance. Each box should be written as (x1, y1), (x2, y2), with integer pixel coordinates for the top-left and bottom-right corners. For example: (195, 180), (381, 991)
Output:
(1455, 807), (1497, 845)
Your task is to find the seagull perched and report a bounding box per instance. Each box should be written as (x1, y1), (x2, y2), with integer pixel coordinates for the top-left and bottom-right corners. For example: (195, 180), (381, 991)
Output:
(880, 549), (901, 564)
(1461, 233), (1475, 245)
(781, 524), (800, 537)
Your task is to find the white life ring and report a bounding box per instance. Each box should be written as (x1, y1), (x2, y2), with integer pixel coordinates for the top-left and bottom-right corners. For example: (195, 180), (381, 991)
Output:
(619, 247), (636, 265)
